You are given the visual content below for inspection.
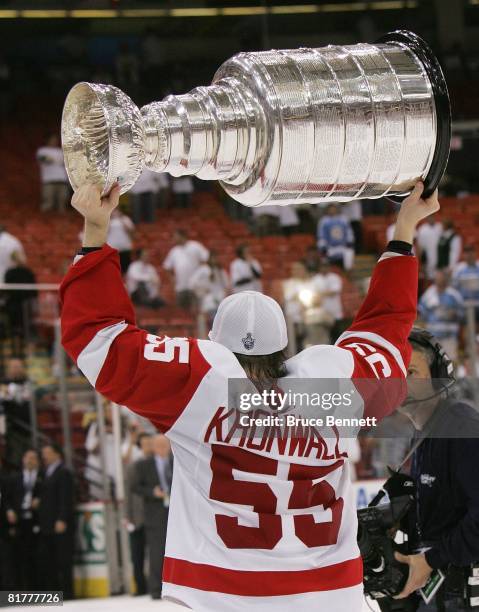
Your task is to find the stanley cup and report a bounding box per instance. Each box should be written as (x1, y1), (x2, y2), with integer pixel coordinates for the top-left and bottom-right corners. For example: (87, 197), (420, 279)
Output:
(61, 30), (451, 207)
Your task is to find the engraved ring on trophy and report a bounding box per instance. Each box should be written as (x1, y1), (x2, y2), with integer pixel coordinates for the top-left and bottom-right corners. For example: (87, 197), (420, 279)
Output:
(61, 30), (451, 207)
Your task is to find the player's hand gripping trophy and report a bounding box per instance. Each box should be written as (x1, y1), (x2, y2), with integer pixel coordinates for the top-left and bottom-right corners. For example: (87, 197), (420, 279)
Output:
(61, 30), (450, 208)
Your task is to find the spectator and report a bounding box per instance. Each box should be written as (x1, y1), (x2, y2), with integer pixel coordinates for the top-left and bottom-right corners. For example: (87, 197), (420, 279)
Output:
(171, 176), (194, 209)
(163, 230), (209, 308)
(312, 260), (345, 341)
(132, 434), (172, 600)
(155, 172), (170, 210)
(416, 215), (442, 279)
(1, 359), (31, 464)
(282, 261), (310, 351)
(188, 251), (229, 326)
(0, 225), (24, 283)
(3, 357), (27, 383)
(418, 270), (464, 361)
(85, 400), (133, 499)
(343, 200), (363, 252)
(126, 433), (153, 597)
(126, 249), (164, 309)
(317, 204), (355, 270)
(37, 444), (75, 600)
(251, 205), (280, 236)
(283, 261), (334, 346)
(6, 449), (42, 590)
(278, 206), (300, 236)
(437, 219), (462, 271)
(4, 252), (37, 352)
(302, 245), (321, 274)
(36, 134), (69, 213)
(453, 245), (479, 320)
(107, 209), (135, 274)
(230, 243), (262, 293)
(300, 286), (334, 346)
(129, 169), (161, 224)
(0, 457), (14, 590)
(122, 420), (147, 466)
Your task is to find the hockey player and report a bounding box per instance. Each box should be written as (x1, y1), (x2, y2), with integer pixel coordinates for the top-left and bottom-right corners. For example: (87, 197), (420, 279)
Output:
(61, 182), (439, 612)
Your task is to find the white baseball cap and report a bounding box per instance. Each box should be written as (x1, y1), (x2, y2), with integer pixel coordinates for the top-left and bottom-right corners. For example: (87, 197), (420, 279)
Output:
(209, 291), (288, 356)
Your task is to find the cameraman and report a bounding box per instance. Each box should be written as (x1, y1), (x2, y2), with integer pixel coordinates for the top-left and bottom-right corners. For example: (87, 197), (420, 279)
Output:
(394, 328), (479, 610)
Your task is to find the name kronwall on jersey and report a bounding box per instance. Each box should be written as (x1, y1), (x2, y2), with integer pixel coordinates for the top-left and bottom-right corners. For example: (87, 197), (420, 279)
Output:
(204, 406), (351, 460)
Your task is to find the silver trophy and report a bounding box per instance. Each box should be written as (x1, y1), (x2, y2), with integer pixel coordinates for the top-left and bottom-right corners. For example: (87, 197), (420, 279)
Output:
(61, 30), (450, 207)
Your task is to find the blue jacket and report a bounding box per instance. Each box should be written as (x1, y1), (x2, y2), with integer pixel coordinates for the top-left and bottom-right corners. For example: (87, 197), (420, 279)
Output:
(317, 215), (354, 254)
(411, 400), (479, 569)
(418, 286), (464, 339)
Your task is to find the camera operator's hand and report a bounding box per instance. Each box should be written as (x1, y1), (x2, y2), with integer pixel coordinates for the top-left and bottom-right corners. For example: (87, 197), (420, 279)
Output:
(393, 552), (433, 599)
(393, 182), (440, 245)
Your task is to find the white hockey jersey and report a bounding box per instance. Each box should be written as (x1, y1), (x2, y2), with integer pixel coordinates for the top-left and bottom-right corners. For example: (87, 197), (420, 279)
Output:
(61, 246), (417, 612)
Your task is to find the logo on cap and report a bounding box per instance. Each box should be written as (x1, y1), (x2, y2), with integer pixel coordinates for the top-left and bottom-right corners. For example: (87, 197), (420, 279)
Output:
(242, 333), (255, 351)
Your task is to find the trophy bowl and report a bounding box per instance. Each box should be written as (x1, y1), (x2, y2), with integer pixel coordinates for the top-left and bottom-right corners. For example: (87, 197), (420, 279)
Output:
(61, 82), (145, 196)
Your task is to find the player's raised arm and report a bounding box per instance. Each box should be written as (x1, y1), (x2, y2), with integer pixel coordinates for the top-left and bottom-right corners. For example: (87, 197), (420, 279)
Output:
(60, 185), (210, 433)
(336, 182), (440, 381)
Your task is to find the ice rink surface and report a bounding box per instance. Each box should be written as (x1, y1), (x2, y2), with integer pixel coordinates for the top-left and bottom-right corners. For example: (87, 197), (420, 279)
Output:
(7, 594), (381, 611)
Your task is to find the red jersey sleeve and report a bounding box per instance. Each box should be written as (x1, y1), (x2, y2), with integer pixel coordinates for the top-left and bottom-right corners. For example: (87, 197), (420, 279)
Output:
(60, 246), (210, 433)
(335, 252), (418, 418)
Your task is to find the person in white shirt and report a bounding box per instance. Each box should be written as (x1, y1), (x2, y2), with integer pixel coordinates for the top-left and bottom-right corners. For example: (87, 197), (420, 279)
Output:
(283, 261), (337, 347)
(107, 209), (135, 274)
(85, 400), (144, 500)
(230, 243), (262, 293)
(36, 134), (70, 213)
(126, 249), (164, 308)
(163, 230), (209, 308)
(311, 261), (344, 341)
(282, 261), (313, 350)
(416, 215), (443, 279)
(278, 205), (300, 236)
(0, 225), (25, 283)
(171, 176), (194, 208)
(189, 251), (229, 326)
(129, 169), (162, 223)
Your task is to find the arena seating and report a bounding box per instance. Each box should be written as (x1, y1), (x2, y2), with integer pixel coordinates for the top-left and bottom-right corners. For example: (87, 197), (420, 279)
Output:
(361, 196), (479, 253)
